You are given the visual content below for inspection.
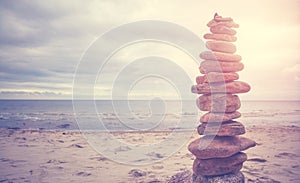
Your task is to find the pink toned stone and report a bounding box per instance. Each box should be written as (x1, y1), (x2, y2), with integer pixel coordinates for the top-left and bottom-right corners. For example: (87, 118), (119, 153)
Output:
(188, 136), (256, 159)
(191, 81), (251, 94)
(197, 121), (245, 136)
(207, 20), (239, 28)
(200, 111), (241, 123)
(206, 41), (236, 53)
(200, 51), (241, 62)
(204, 33), (237, 42)
(210, 25), (237, 35)
(196, 72), (239, 84)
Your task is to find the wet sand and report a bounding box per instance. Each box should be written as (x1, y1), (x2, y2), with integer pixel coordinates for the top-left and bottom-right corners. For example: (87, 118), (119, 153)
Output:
(0, 126), (299, 182)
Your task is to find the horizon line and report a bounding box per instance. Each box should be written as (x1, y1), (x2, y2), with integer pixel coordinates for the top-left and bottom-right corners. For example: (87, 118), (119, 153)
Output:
(0, 99), (299, 102)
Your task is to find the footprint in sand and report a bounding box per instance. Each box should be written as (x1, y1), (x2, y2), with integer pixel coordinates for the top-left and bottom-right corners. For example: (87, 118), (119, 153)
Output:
(76, 171), (92, 176)
(275, 152), (300, 159)
(147, 152), (164, 159)
(114, 145), (132, 153)
(69, 144), (84, 148)
(152, 165), (164, 170)
(247, 158), (267, 163)
(90, 156), (109, 161)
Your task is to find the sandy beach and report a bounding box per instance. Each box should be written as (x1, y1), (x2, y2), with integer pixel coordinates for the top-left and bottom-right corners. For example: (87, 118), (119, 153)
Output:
(0, 126), (299, 183)
(1, 0), (299, 182)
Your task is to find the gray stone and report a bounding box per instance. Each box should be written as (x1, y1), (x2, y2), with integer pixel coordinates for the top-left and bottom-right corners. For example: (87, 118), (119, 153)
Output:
(167, 170), (245, 183)
(193, 171), (245, 183)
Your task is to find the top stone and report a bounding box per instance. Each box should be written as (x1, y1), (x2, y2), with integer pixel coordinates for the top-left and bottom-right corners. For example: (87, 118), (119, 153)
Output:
(213, 13), (233, 22)
(209, 13), (237, 35)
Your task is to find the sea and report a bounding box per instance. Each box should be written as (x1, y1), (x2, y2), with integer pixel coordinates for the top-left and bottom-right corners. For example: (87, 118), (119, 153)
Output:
(0, 100), (299, 130)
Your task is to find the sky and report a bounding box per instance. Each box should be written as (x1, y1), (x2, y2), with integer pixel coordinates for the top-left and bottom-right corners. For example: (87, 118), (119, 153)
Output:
(0, 0), (299, 100)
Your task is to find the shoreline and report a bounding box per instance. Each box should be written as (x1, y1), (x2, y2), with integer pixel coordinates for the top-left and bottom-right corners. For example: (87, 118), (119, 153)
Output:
(2, 124), (300, 132)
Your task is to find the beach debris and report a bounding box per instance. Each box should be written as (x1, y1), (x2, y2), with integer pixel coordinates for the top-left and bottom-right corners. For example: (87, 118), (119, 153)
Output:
(128, 169), (147, 177)
(189, 13), (256, 182)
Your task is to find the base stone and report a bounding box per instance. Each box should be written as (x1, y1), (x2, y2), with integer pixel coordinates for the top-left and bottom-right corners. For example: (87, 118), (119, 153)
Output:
(193, 171), (244, 183)
(167, 170), (244, 183)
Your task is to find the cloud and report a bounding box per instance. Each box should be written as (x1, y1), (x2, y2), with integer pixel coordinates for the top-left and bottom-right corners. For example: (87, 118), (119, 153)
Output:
(282, 63), (300, 81)
(0, 90), (68, 99)
(0, 59), (51, 78)
(0, 1), (57, 46)
(0, 0), (299, 100)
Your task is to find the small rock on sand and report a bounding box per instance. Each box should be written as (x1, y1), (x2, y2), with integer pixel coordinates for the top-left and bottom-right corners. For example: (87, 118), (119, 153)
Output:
(129, 169), (147, 177)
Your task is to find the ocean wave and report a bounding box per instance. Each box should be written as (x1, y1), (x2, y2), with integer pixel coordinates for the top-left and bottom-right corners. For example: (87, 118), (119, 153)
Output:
(243, 111), (300, 118)
(1, 100), (300, 129)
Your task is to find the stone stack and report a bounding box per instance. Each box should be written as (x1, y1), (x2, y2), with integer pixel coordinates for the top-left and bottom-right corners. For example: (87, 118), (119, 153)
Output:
(188, 13), (256, 182)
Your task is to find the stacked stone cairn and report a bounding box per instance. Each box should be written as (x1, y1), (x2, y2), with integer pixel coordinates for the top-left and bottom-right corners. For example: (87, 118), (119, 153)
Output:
(188, 13), (256, 182)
